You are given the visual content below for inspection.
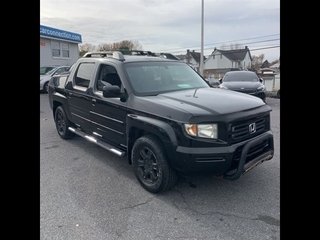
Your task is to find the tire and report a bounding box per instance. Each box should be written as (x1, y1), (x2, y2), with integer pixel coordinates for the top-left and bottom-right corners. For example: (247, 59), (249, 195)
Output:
(277, 89), (280, 98)
(54, 106), (75, 139)
(43, 82), (49, 93)
(132, 135), (178, 193)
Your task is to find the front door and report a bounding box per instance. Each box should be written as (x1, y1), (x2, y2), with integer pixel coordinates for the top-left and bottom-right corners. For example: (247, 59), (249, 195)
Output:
(90, 64), (127, 147)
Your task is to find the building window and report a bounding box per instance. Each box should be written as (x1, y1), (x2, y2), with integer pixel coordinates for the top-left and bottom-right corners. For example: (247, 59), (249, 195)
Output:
(212, 55), (215, 59)
(51, 40), (70, 58)
(220, 54), (222, 59)
(51, 41), (60, 57)
(62, 42), (70, 58)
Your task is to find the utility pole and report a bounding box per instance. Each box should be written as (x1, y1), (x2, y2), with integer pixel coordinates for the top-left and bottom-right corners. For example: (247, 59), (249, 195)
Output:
(200, 0), (204, 76)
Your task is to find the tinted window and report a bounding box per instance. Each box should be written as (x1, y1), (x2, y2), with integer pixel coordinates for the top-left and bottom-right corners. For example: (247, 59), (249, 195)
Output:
(74, 63), (95, 88)
(96, 64), (120, 91)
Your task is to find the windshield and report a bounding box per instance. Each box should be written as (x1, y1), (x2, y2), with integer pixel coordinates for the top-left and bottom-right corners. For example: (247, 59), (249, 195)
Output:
(45, 67), (59, 76)
(40, 66), (54, 75)
(124, 61), (209, 94)
(223, 72), (259, 82)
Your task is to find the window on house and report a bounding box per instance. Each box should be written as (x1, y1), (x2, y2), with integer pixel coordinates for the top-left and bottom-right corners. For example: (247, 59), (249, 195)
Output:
(220, 54), (222, 59)
(62, 42), (70, 58)
(51, 41), (60, 57)
(51, 40), (70, 58)
(212, 55), (215, 59)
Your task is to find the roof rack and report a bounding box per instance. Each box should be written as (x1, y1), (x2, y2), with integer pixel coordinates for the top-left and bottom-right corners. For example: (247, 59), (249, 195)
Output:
(83, 51), (125, 61)
(82, 50), (159, 61)
(82, 50), (180, 62)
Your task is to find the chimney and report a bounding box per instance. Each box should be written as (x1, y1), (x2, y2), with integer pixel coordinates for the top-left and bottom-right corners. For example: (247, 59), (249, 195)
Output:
(186, 49), (190, 64)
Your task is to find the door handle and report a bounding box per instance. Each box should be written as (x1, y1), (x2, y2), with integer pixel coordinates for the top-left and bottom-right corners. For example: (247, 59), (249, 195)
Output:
(91, 98), (96, 106)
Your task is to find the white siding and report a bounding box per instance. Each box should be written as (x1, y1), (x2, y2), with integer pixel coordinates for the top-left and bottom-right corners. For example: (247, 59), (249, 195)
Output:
(204, 51), (251, 71)
(204, 55), (216, 69)
(242, 53), (251, 70)
(40, 37), (80, 67)
(274, 74), (280, 91)
(204, 52), (234, 69)
(264, 79), (274, 91)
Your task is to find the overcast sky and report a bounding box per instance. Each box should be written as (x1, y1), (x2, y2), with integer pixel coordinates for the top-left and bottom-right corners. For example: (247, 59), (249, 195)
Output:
(40, 0), (280, 62)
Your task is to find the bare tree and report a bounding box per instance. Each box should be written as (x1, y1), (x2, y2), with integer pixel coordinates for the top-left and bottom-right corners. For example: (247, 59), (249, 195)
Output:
(220, 43), (243, 50)
(79, 43), (96, 57)
(230, 43), (242, 50)
(98, 40), (143, 51)
(78, 40), (143, 56)
(250, 54), (265, 71)
(220, 44), (228, 50)
(97, 43), (113, 51)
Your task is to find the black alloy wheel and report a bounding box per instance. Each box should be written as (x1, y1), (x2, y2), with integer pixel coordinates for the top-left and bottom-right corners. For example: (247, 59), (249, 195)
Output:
(132, 135), (177, 193)
(54, 106), (75, 139)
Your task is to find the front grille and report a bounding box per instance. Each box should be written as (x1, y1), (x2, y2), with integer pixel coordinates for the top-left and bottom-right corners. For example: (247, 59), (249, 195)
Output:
(232, 138), (271, 166)
(230, 117), (267, 143)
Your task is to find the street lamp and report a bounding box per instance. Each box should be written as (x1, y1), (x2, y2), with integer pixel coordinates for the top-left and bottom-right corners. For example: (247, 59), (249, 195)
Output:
(200, 0), (204, 76)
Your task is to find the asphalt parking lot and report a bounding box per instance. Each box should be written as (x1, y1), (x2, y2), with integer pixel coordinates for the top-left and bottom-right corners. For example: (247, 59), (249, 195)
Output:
(40, 93), (280, 240)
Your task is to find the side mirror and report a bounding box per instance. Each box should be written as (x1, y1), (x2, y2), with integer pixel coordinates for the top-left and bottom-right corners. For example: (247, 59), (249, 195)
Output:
(102, 85), (121, 98)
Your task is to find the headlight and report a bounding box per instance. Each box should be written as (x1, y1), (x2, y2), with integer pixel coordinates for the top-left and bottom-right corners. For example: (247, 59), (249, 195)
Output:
(219, 85), (228, 90)
(257, 85), (265, 92)
(184, 124), (218, 139)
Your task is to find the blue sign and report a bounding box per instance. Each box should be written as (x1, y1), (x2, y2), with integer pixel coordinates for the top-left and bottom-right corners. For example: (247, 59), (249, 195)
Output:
(40, 25), (82, 43)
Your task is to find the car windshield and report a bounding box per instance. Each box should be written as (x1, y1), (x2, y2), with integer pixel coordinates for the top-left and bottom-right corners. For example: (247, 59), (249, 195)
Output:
(223, 72), (259, 82)
(40, 66), (54, 75)
(45, 67), (59, 76)
(124, 61), (209, 94)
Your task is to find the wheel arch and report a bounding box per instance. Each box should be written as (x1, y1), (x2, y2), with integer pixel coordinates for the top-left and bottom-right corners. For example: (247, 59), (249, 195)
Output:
(51, 93), (72, 122)
(126, 114), (178, 165)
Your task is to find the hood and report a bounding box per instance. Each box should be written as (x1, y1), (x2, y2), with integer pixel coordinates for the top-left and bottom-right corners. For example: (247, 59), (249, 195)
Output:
(131, 88), (266, 122)
(221, 81), (263, 90)
(40, 75), (51, 80)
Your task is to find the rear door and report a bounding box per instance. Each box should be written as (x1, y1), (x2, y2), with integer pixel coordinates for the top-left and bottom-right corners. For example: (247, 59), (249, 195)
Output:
(65, 62), (96, 132)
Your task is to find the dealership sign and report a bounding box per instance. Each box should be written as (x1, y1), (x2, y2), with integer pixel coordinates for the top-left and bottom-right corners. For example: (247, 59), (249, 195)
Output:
(40, 25), (82, 43)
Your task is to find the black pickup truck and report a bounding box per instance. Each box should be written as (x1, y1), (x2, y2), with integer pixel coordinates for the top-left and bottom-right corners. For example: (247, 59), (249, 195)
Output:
(48, 51), (274, 193)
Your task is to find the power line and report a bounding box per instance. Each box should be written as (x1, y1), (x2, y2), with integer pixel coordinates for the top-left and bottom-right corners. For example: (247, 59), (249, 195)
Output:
(202, 45), (280, 56)
(159, 34), (280, 53)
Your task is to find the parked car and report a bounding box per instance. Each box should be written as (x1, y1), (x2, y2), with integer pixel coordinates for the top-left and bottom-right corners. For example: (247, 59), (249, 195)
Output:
(40, 65), (71, 93)
(206, 77), (220, 88)
(219, 71), (266, 102)
(40, 65), (57, 75)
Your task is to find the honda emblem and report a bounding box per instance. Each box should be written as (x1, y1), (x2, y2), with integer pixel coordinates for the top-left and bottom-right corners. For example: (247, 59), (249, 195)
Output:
(249, 123), (256, 134)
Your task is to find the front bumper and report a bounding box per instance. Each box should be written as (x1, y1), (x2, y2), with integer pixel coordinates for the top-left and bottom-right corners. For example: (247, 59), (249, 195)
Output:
(172, 131), (274, 179)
